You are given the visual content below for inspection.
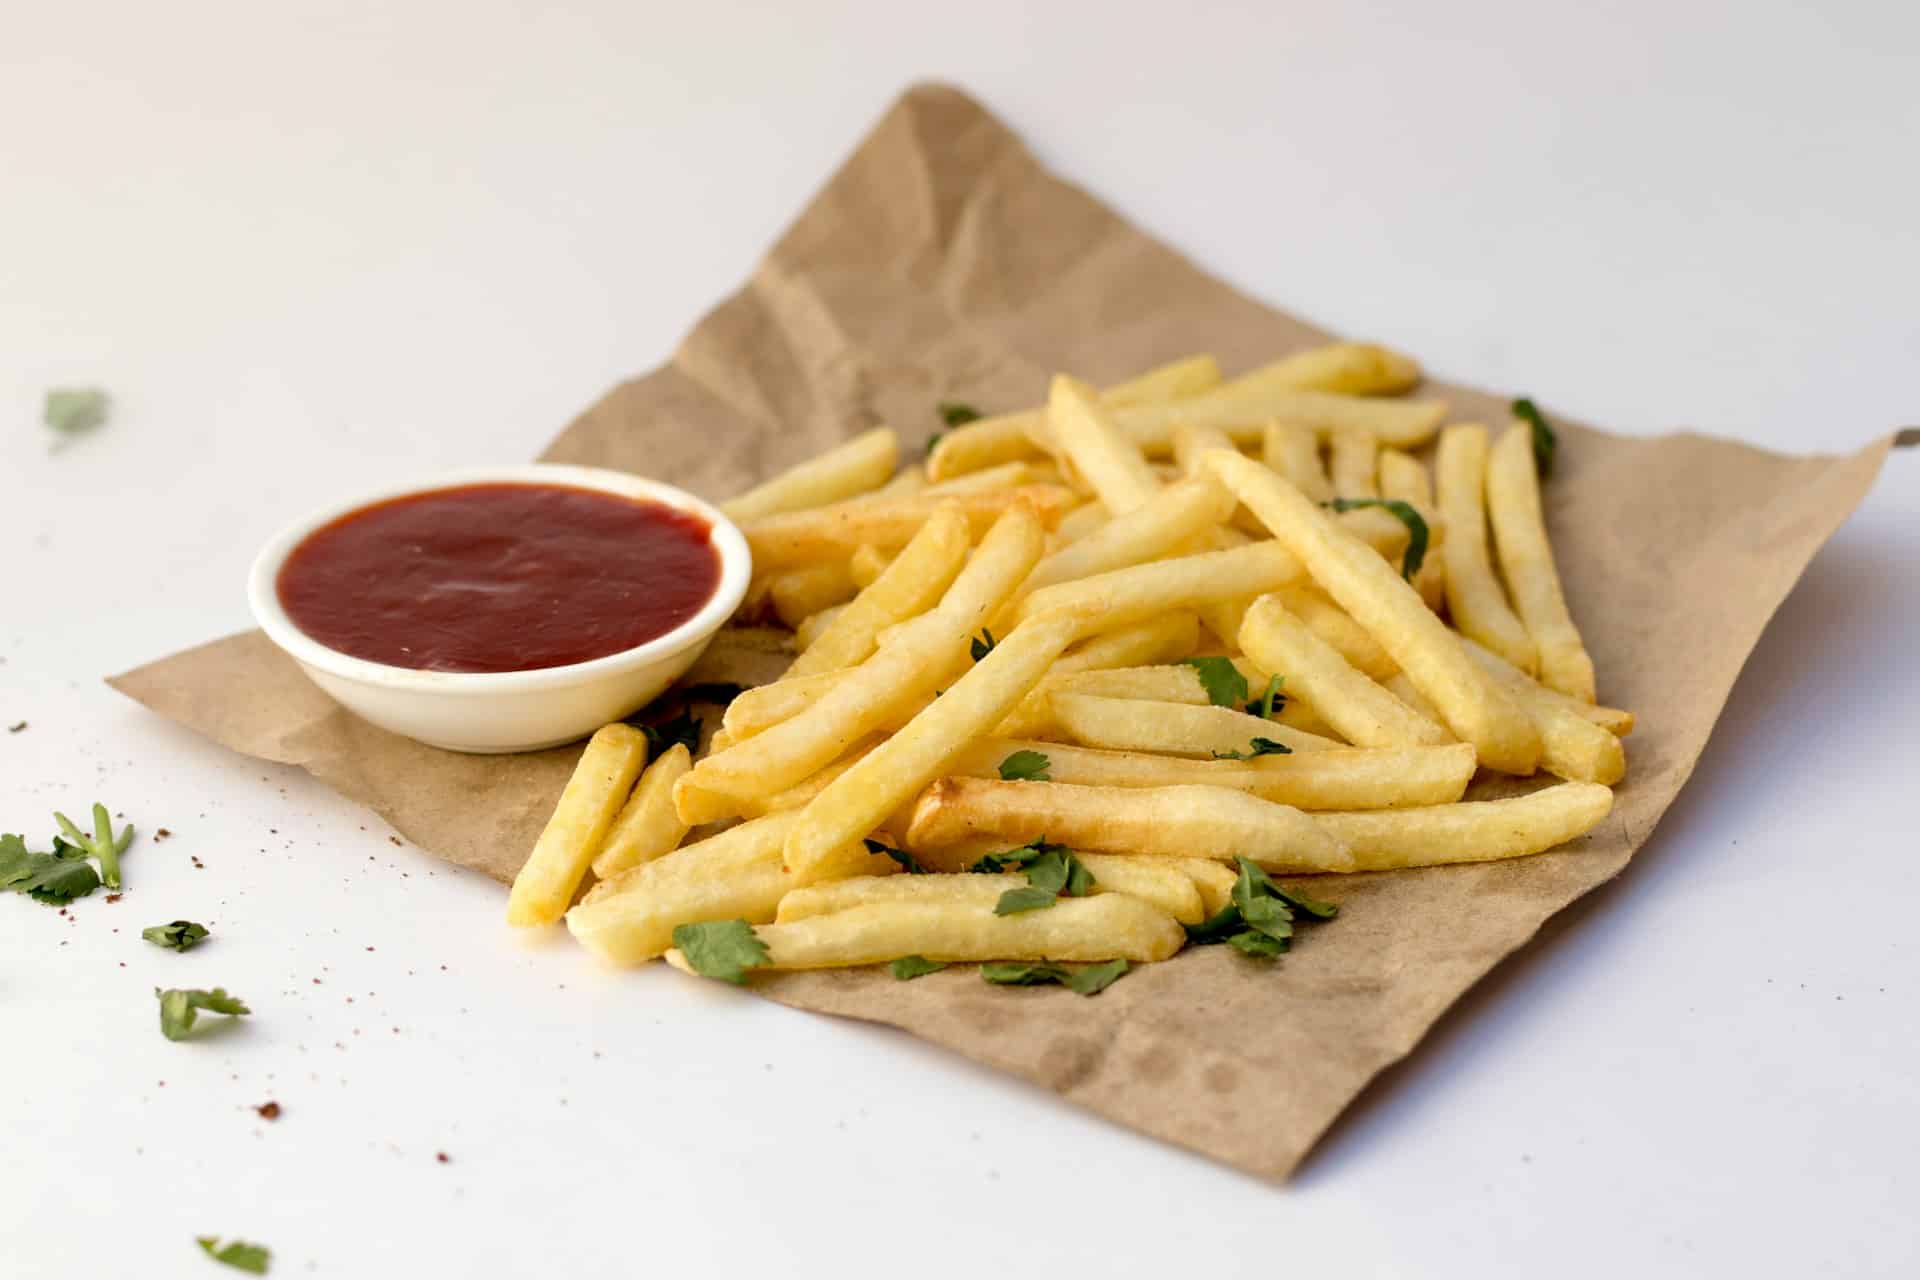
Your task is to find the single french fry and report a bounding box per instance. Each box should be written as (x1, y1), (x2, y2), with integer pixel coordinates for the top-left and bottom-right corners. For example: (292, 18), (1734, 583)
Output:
(1316, 782), (1614, 870)
(590, 744), (693, 880)
(722, 427), (899, 522)
(1209, 450), (1541, 774)
(672, 737), (885, 827)
(1169, 856), (1238, 916)
(785, 503), (971, 678)
(1276, 583), (1398, 679)
(769, 561), (859, 630)
(1171, 422), (1239, 477)
(783, 608), (1090, 879)
(1488, 424), (1598, 702)
(566, 811), (894, 965)
(1328, 429), (1379, 499)
(775, 856), (1205, 927)
(1012, 540), (1302, 629)
(848, 543), (894, 589)
(1047, 691), (1345, 757)
(873, 466), (927, 499)
(1240, 595), (1451, 748)
(505, 724), (650, 927)
(1074, 854), (1207, 924)
(723, 671), (843, 740)
(1052, 613), (1202, 674)
(1577, 703), (1635, 736)
(1264, 422), (1334, 502)
(743, 485), (1072, 571)
(1044, 662), (1332, 736)
(1045, 375), (1165, 515)
(904, 777), (1354, 873)
(1244, 343), (1422, 396)
(1049, 502), (1110, 548)
(704, 893), (1186, 971)
(935, 503), (1050, 631)
(1334, 506), (1412, 562)
(792, 605), (844, 651)
(946, 738), (1478, 810)
(1017, 474), (1236, 598)
(1106, 388), (1447, 455)
(1383, 672), (1446, 724)
(921, 459), (1062, 496)
(1378, 447), (1447, 610)
(1462, 640), (1625, 784)
(1437, 425), (1537, 673)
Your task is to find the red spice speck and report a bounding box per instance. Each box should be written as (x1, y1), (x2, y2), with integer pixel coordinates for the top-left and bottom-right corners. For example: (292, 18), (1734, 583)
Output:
(389, 836), (402, 847)
(255, 1101), (281, 1120)
(155, 828), (173, 841)
(105, 893), (122, 904)
(436, 1152), (450, 1164)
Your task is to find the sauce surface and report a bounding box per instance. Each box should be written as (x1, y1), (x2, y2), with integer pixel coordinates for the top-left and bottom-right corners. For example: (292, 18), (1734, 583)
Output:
(278, 483), (721, 673)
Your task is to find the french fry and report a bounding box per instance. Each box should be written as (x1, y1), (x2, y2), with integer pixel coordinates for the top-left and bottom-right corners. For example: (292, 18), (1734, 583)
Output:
(1328, 429), (1379, 499)
(1016, 474), (1236, 598)
(1045, 375), (1165, 515)
(590, 743), (693, 880)
(872, 466), (927, 499)
(785, 503), (971, 678)
(769, 561), (858, 630)
(1488, 423), (1598, 702)
(1011, 540), (1302, 629)
(672, 737), (885, 827)
(1276, 583), (1398, 679)
(1334, 506), (1412, 562)
(1208, 450), (1542, 774)
(722, 427), (898, 522)
(783, 608), (1090, 880)
(775, 856), (1205, 927)
(1171, 422), (1239, 477)
(1437, 425), (1537, 672)
(848, 543), (893, 589)
(905, 777), (1355, 873)
(1383, 672), (1445, 724)
(921, 459), (1063, 495)
(1047, 691), (1345, 757)
(1051, 613), (1202, 674)
(1104, 388), (1447, 456)
(723, 671), (844, 741)
(1245, 342), (1422, 396)
(687, 893), (1186, 971)
(743, 484), (1072, 571)
(945, 737), (1478, 810)
(505, 724), (650, 927)
(1462, 640), (1625, 784)
(1049, 502), (1110, 548)
(1577, 702), (1635, 736)
(792, 605), (844, 651)
(1264, 422), (1333, 502)
(1075, 854), (1207, 924)
(565, 811), (894, 965)
(1378, 447), (1447, 610)
(1315, 782), (1614, 870)
(933, 503), (1050, 631)
(1239, 595), (1451, 748)
(1044, 662), (1332, 736)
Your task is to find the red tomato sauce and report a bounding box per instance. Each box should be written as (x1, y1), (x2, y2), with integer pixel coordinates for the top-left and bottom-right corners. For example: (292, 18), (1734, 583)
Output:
(277, 483), (721, 673)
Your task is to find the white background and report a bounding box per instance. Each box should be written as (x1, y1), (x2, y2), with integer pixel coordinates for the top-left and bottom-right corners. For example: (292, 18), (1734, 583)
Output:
(4, 2), (1917, 1276)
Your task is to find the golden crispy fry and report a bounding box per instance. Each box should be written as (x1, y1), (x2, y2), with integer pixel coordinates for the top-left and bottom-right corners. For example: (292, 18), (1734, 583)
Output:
(1383, 672), (1445, 723)
(1378, 447), (1447, 610)
(785, 503), (971, 678)
(768, 561), (858, 630)
(792, 605), (844, 651)
(1049, 502), (1110, 548)
(1462, 640), (1625, 784)
(1315, 782), (1614, 870)
(1104, 388), (1447, 456)
(1167, 857), (1238, 916)
(1245, 343), (1422, 396)
(685, 893), (1185, 971)
(1012, 540), (1302, 629)
(873, 466), (927, 499)
(1018, 474), (1236, 598)
(935, 503), (1050, 631)
(1239, 595), (1451, 748)
(1074, 854), (1207, 924)
(1047, 692), (1345, 757)
(722, 427), (899, 523)
(743, 485), (1072, 571)
(1264, 422), (1333, 502)
(672, 737), (885, 827)
(1487, 423), (1597, 702)
(590, 743), (693, 880)
(921, 459), (1063, 495)
(904, 777), (1354, 874)
(775, 856), (1204, 927)
(506, 724), (651, 927)
(992, 615), (1206, 736)
(1437, 424), (1537, 673)
(1209, 450), (1541, 774)
(783, 608), (1090, 880)
(1334, 506), (1412, 562)
(722, 671), (842, 740)
(1276, 583), (1398, 679)
(566, 811), (894, 965)
(945, 737), (1478, 810)
(1577, 702), (1635, 736)
(1040, 662), (1331, 736)
(1171, 422), (1238, 477)
(848, 543), (893, 589)
(1328, 429), (1379, 499)
(1045, 375), (1165, 515)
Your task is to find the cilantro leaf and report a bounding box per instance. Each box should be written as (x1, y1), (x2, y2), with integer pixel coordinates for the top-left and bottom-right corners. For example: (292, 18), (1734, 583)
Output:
(1227, 930), (1288, 959)
(45, 387), (110, 437)
(981, 961), (1068, 986)
(864, 838), (929, 875)
(1211, 737), (1293, 761)
(1245, 674), (1286, 719)
(992, 846), (1095, 914)
(679, 682), (745, 706)
(196, 1236), (270, 1274)
(997, 749), (1051, 782)
(890, 955), (948, 980)
(968, 838), (1065, 874)
(991, 886), (1059, 916)
(671, 920), (768, 985)
(970, 628), (996, 662)
(158, 987), (251, 1041)
(54, 802), (133, 889)
(1183, 856), (1337, 961)
(638, 707), (701, 757)
(1513, 397), (1557, 478)
(144, 920), (210, 951)
(1178, 656), (1249, 708)
(1327, 498), (1429, 580)
(1062, 958), (1130, 995)
(938, 401), (982, 428)
(925, 430), (946, 456)
(20, 856), (101, 904)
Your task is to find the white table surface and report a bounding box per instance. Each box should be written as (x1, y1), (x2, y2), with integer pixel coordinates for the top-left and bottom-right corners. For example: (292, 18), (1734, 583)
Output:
(5, 3), (1917, 1276)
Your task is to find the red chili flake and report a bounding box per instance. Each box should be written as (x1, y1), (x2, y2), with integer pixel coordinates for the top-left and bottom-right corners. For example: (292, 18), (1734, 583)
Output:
(388, 836), (402, 847)
(255, 1101), (282, 1120)
(365, 946), (375, 952)
(436, 1152), (450, 1164)
(105, 894), (122, 904)
(155, 828), (173, 841)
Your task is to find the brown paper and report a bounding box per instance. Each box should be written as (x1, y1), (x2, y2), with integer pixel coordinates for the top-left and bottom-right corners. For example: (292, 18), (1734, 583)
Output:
(111, 84), (1896, 1180)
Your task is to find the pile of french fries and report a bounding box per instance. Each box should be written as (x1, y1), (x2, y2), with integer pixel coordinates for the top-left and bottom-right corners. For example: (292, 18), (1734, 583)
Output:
(507, 343), (1630, 989)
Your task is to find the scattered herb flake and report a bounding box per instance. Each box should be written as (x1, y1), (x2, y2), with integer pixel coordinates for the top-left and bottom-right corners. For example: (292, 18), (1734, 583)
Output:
(968, 838), (1065, 875)
(1245, 674), (1286, 720)
(53, 802), (133, 888)
(7, 721), (24, 733)
(938, 401), (982, 428)
(981, 959), (1129, 995)
(1512, 397), (1557, 478)
(1178, 656), (1248, 708)
(992, 847), (1095, 915)
(864, 838), (929, 875)
(671, 920), (768, 985)
(997, 749), (1051, 782)
(1183, 856), (1338, 961)
(970, 628), (996, 662)
(143, 920), (210, 951)
(158, 987), (251, 1041)
(637, 707), (701, 757)
(889, 955), (948, 980)
(1327, 497), (1429, 580)
(1063, 958), (1130, 995)
(1212, 737), (1293, 761)
(45, 387), (110, 437)
(195, 1236), (270, 1274)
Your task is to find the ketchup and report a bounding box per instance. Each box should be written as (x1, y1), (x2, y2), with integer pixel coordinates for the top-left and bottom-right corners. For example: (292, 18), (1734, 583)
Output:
(277, 483), (721, 673)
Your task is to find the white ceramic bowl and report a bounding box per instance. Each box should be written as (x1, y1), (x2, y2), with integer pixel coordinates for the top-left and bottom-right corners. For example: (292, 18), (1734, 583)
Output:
(247, 463), (751, 754)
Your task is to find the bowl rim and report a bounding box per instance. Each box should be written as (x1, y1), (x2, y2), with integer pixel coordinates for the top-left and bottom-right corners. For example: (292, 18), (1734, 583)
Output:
(246, 463), (752, 695)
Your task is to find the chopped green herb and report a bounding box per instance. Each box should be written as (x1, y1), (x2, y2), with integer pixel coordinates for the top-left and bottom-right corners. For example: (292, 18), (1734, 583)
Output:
(671, 920), (768, 985)
(638, 707), (701, 757)
(926, 431), (945, 456)
(1, 831), (101, 903)
(1245, 674), (1285, 720)
(7, 721), (24, 733)
(157, 987), (251, 1041)
(969, 838), (1065, 874)
(1183, 856), (1338, 961)
(143, 920), (210, 951)
(938, 401), (982, 428)
(997, 749), (1051, 782)
(1211, 737), (1292, 761)
(889, 955), (948, 980)
(45, 387), (110, 437)
(196, 1236), (270, 1274)
(1063, 958), (1130, 995)
(1512, 397), (1557, 478)
(970, 628), (997, 662)
(1177, 656), (1248, 708)
(981, 959), (1129, 995)
(54, 802), (132, 889)
(1327, 498), (1429, 581)
(865, 838), (929, 875)
(993, 846), (1095, 915)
